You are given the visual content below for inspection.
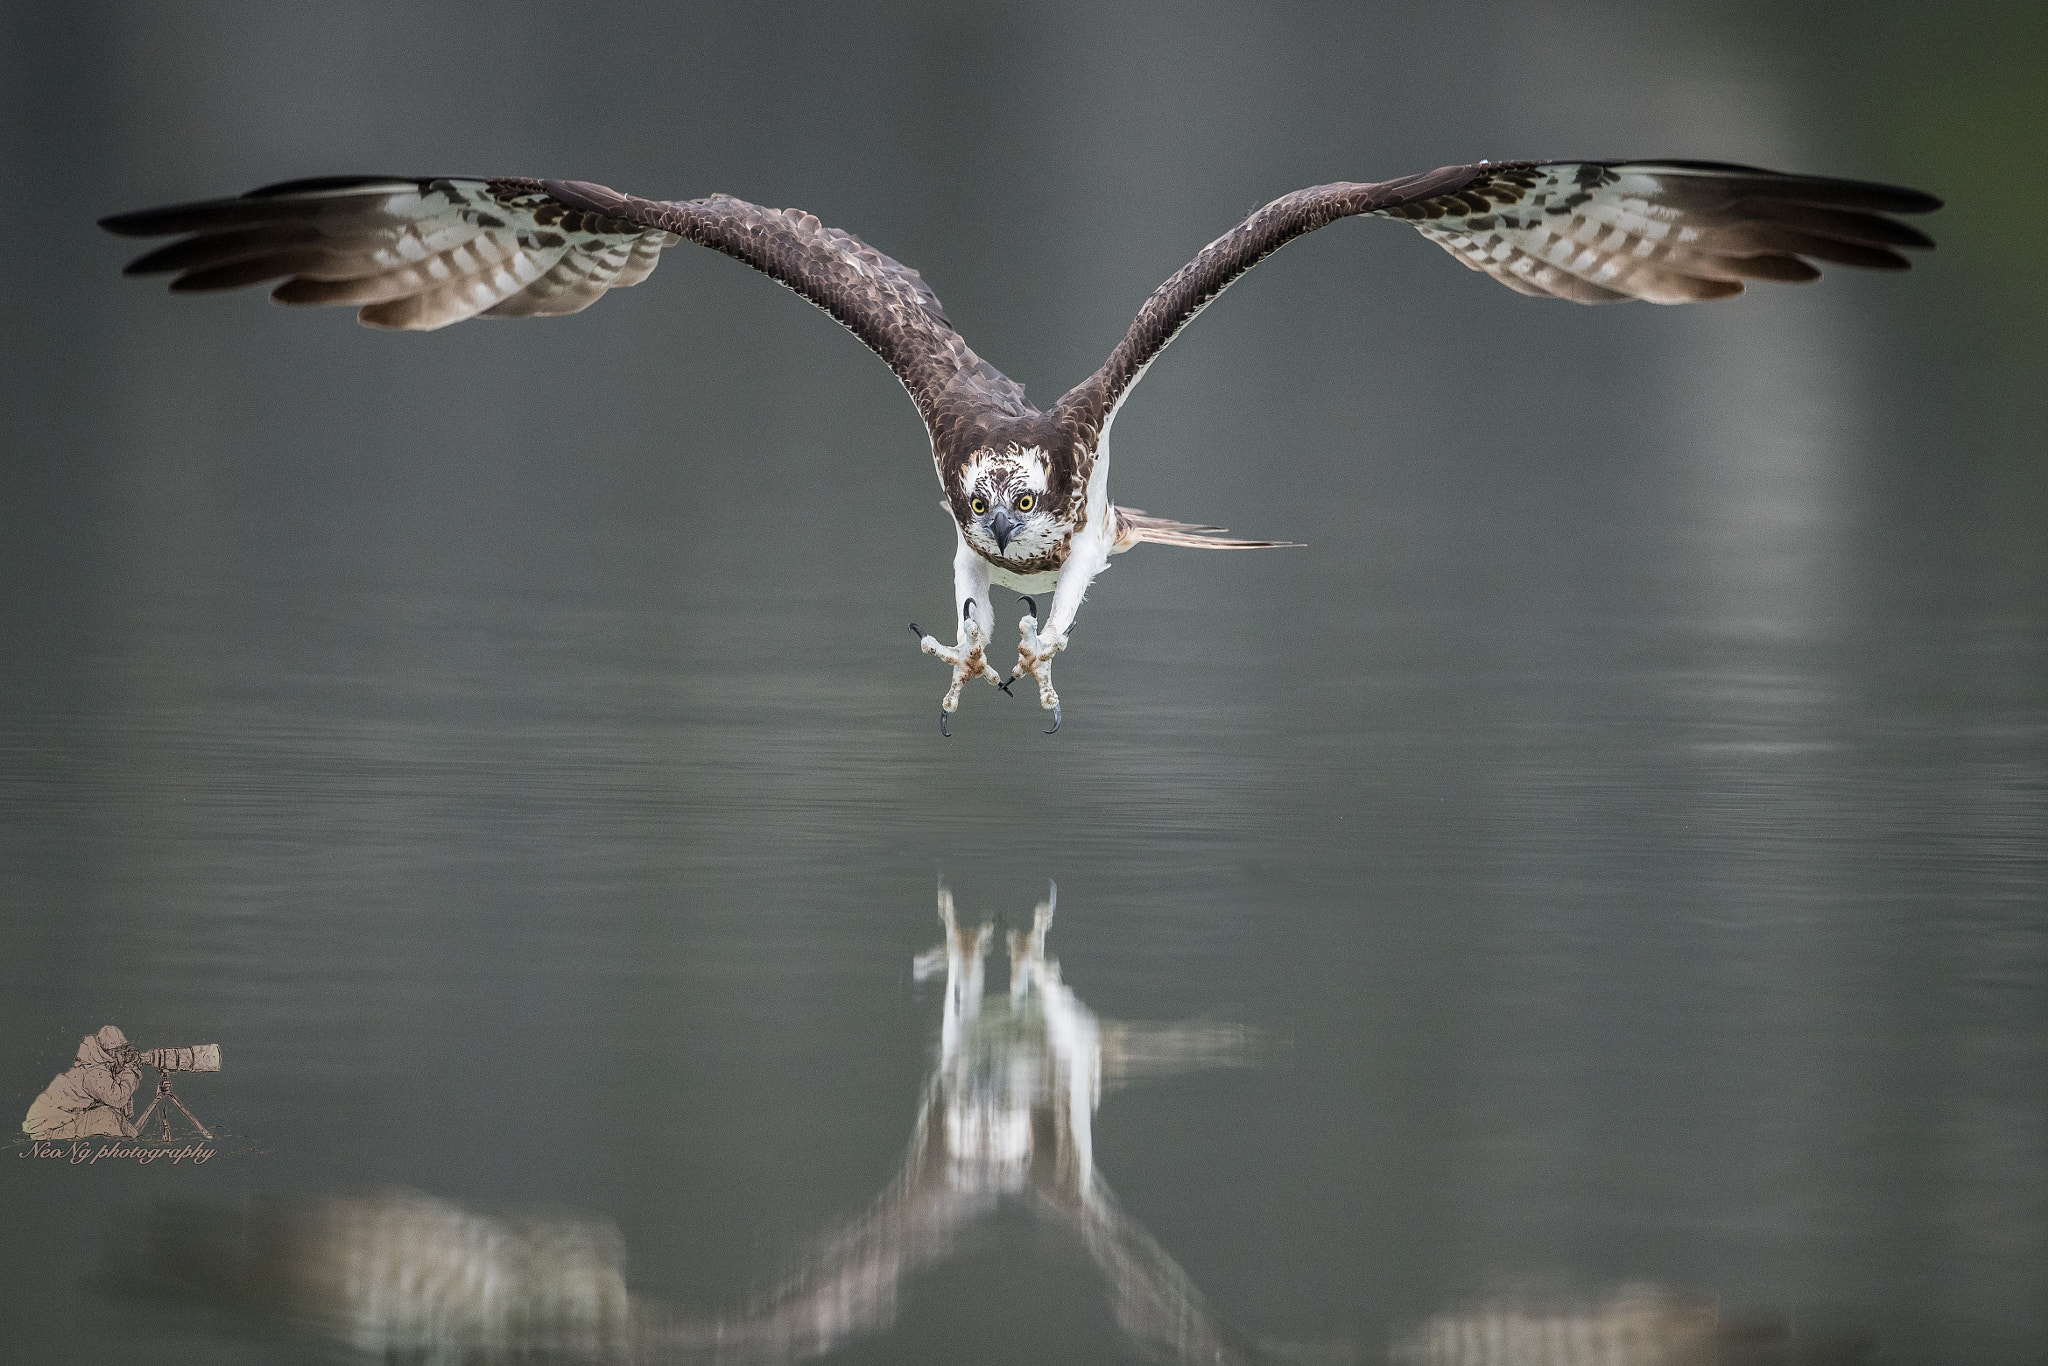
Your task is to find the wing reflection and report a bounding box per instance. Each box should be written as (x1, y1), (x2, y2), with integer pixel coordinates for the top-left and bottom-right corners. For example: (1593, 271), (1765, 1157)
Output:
(1390, 1285), (1878, 1366)
(98, 884), (1874, 1365)
(104, 1190), (654, 1359)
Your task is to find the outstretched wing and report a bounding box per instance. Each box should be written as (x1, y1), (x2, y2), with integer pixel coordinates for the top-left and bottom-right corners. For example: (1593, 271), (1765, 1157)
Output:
(1058, 160), (1940, 442)
(101, 175), (1026, 434)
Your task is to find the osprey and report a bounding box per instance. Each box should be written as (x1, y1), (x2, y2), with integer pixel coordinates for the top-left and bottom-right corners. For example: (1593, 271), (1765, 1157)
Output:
(103, 160), (1938, 733)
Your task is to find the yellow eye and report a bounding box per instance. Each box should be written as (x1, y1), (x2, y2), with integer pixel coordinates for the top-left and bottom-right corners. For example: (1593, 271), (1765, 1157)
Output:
(1015, 494), (1034, 512)
(970, 497), (988, 515)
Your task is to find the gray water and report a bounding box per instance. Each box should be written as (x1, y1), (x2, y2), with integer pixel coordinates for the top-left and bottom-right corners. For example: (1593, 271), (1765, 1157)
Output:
(4, 3), (2044, 1363)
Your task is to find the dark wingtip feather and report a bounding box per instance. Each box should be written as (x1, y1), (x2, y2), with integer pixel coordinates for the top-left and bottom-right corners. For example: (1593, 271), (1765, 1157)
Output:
(1856, 182), (1942, 214)
(1726, 255), (1823, 284)
(166, 272), (254, 293)
(1616, 159), (1942, 214)
(1755, 174), (1940, 216)
(119, 224), (322, 275)
(1833, 183), (1942, 215)
(242, 174), (427, 199)
(1839, 215), (1935, 249)
(101, 176), (431, 238)
(99, 204), (209, 237)
(1805, 240), (1914, 271)
(166, 255), (311, 292)
(99, 196), (280, 238)
(1735, 200), (1938, 250)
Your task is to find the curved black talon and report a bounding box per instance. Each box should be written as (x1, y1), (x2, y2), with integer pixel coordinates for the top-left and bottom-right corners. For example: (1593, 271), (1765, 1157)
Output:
(1019, 595), (1037, 621)
(1044, 703), (1061, 736)
(997, 677), (1015, 697)
(962, 599), (975, 621)
(939, 709), (951, 739)
(908, 622), (925, 640)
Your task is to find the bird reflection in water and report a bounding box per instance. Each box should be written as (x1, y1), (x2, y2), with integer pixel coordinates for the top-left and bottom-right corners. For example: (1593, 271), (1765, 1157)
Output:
(100, 884), (1872, 1365)
(678, 878), (1273, 1361)
(102, 882), (1271, 1363)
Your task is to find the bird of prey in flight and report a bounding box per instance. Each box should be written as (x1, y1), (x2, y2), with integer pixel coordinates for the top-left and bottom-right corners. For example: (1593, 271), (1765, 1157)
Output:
(104, 160), (1938, 733)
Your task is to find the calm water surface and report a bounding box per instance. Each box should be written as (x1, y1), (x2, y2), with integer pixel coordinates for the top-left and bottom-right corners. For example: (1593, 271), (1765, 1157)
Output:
(6, 575), (2041, 1363)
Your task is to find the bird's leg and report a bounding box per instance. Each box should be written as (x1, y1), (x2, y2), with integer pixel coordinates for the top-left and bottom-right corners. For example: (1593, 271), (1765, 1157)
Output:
(1006, 882), (1057, 1001)
(910, 603), (998, 734)
(910, 536), (998, 736)
(1007, 531), (1109, 735)
(1010, 599), (1064, 730)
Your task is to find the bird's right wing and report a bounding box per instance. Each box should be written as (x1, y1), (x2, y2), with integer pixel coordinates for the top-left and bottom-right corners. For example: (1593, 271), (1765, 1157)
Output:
(1057, 160), (1940, 447)
(102, 175), (1027, 439)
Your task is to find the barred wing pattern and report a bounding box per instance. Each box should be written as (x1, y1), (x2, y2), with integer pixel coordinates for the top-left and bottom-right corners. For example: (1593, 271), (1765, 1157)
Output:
(101, 177), (677, 328)
(1058, 159), (1939, 442)
(1386, 160), (1938, 303)
(101, 175), (1023, 436)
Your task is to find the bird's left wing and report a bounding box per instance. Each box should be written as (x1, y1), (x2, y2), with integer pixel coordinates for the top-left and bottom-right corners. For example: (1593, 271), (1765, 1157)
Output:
(1058, 159), (1940, 444)
(102, 175), (1024, 433)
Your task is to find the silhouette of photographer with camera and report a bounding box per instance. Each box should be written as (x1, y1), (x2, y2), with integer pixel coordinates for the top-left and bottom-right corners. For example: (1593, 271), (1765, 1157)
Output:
(24, 1025), (221, 1141)
(24, 1025), (144, 1139)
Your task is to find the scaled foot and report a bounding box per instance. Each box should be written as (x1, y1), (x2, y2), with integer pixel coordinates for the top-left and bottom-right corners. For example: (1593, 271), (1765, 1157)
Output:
(909, 602), (1001, 736)
(1001, 599), (1067, 734)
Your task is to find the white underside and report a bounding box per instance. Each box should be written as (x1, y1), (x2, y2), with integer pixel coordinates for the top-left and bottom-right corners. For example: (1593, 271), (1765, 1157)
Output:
(987, 563), (1061, 594)
(929, 436), (1116, 713)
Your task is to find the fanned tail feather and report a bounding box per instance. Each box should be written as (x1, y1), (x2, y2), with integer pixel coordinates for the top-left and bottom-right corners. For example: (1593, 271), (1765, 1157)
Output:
(1112, 507), (1302, 551)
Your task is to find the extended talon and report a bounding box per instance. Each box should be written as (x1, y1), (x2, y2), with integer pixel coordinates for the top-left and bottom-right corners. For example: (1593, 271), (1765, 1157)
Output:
(918, 600), (1001, 729)
(997, 677), (1015, 696)
(1010, 607), (1065, 727)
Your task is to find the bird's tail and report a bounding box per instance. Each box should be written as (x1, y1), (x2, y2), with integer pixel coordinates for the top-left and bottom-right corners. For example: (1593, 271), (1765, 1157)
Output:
(1111, 506), (1302, 551)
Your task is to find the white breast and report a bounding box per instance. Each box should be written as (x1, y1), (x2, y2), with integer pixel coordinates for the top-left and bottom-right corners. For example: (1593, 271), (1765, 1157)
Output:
(987, 563), (1062, 593)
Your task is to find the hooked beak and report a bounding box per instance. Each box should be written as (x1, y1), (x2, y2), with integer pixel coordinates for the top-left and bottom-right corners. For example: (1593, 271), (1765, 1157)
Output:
(987, 507), (1022, 552)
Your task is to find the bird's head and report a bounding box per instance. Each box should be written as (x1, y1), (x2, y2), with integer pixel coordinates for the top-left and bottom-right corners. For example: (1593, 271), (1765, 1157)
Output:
(954, 444), (1065, 563)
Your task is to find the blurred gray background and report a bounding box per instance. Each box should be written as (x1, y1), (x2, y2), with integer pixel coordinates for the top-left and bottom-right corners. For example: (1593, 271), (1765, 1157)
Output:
(3, 1), (2043, 1362)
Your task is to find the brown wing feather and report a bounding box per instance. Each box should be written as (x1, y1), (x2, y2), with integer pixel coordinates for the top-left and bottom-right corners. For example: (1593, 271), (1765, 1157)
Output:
(103, 176), (681, 333)
(1058, 160), (1940, 445)
(102, 175), (1025, 438)
(538, 179), (1026, 441)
